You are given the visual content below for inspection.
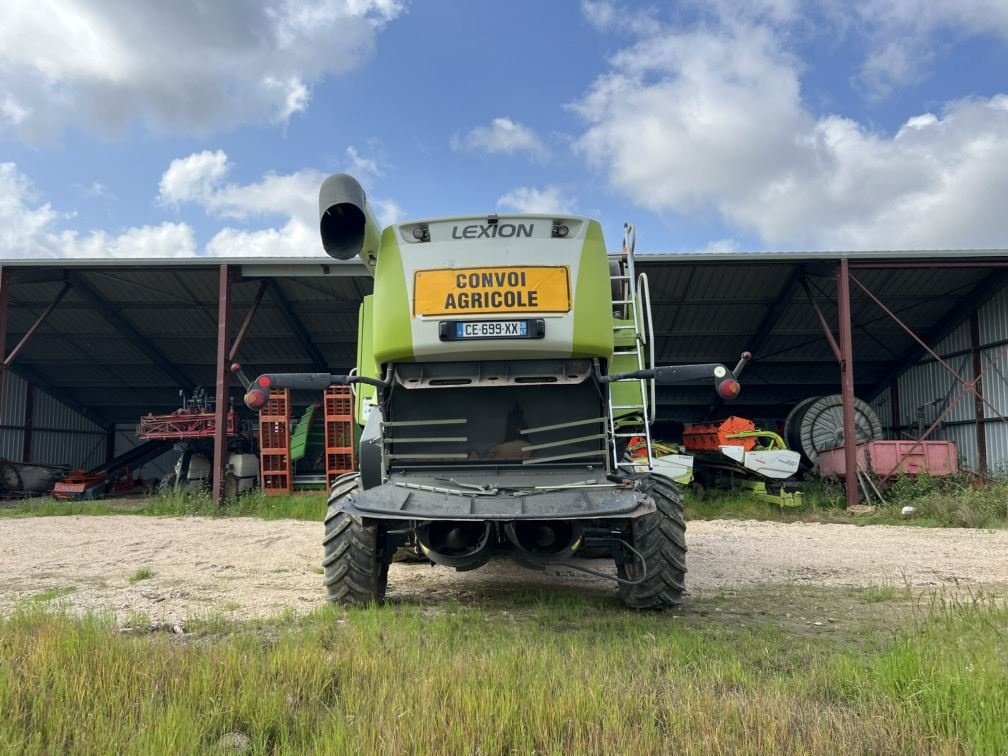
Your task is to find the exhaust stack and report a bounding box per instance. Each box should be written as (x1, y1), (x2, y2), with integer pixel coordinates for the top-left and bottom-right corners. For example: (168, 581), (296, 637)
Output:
(318, 173), (382, 274)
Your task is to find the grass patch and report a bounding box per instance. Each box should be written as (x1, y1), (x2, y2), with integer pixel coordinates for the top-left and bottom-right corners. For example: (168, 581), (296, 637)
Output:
(27, 587), (76, 604)
(687, 477), (1008, 529)
(127, 567), (155, 584)
(0, 490), (328, 522)
(0, 591), (1004, 754)
(5, 475), (1007, 530)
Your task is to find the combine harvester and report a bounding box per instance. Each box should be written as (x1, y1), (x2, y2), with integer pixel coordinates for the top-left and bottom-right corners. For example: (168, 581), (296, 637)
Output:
(243, 173), (746, 609)
(683, 416), (802, 506)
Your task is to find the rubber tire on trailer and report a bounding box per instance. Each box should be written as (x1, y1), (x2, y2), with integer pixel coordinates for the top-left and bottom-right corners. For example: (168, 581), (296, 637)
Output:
(618, 474), (687, 610)
(322, 474), (389, 605)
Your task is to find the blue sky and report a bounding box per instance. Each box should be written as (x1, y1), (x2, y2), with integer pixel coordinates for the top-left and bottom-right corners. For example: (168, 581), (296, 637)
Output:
(1, 0), (1007, 258)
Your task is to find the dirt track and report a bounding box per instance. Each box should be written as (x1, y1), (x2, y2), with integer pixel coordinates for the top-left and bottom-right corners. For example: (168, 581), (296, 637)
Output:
(1, 516), (1006, 623)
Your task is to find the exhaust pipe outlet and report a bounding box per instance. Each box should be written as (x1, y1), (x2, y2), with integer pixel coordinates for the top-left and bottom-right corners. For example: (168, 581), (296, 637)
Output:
(503, 520), (584, 568)
(415, 521), (494, 572)
(318, 173), (382, 272)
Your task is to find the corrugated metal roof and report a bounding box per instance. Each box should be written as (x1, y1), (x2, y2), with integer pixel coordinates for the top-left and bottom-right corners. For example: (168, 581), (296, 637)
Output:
(2, 254), (1007, 427)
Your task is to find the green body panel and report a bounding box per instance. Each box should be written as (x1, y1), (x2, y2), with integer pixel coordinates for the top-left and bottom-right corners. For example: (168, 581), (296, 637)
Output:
(371, 228), (414, 365)
(355, 295), (379, 426)
(572, 221), (615, 358)
(290, 403), (318, 462)
(290, 403), (316, 461)
(367, 216), (615, 364)
(609, 316), (646, 424)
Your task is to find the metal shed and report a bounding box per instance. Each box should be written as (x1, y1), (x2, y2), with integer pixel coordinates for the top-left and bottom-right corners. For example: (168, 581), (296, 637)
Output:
(1, 248), (1006, 504)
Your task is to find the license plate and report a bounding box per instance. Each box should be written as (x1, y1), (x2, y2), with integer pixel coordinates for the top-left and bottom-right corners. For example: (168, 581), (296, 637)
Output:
(458, 320), (527, 339)
(413, 266), (570, 317)
(439, 319), (544, 341)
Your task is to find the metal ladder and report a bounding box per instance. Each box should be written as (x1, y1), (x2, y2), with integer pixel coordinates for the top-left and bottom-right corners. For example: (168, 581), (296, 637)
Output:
(607, 223), (656, 471)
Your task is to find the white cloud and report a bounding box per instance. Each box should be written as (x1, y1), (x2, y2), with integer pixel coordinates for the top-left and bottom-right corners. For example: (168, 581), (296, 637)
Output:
(158, 149), (405, 256)
(573, 20), (1008, 249)
(452, 118), (547, 158)
(497, 186), (576, 215)
(344, 145), (385, 181)
(854, 0), (1008, 40)
(83, 181), (113, 199)
(158, 151), (233, 206)
(158, 151), (323, 223)
(845, 1), (1008, 97)
(0, 162), (196, 258)
(374, 198), (404, 227)
(0, 0), (403, 140)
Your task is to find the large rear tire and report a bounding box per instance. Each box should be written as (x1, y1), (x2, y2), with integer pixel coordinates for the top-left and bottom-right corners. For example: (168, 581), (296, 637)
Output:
(322, 474), (389, 605)
(618, 474), (687, 610)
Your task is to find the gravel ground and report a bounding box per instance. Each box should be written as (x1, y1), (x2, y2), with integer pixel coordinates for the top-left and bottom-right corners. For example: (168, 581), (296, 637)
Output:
(1, 516), (1006, 623)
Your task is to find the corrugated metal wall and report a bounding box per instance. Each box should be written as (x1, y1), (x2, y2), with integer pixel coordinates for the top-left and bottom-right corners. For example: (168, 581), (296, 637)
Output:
(878, 290), (1008, 473)
(1, 371), (108, 470)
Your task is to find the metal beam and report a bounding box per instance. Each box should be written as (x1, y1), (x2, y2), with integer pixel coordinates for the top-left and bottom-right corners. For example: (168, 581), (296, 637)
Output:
(801, 279), (842, 363)
(67, 272), (196, 391)
(867, 268), (1008, 398)
(265, 278), (328, 371)
(837, 260), (859, 508)
(4, 282), (71, 368)
(228, 280), (268, 363)
(213, 265), (232, 504)
(746, 266), (804, 359)
(700, 266), (805, 420)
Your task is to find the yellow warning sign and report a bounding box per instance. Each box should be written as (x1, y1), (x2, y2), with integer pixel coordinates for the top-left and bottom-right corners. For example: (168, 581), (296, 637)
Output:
(413, 266), (571, 317)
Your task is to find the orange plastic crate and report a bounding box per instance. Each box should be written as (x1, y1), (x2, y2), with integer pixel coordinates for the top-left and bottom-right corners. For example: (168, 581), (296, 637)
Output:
(259, 389), (292, 495)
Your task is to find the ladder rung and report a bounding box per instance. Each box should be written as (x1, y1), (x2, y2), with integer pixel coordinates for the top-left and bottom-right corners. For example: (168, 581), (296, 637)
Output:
(610, 275), (630, 280)
(613, 325), (636, 331)
(613, 432), (642, 438)
(612, 350), (638, 356)
(610, 405), (645, 410)
(612, 299), (634, 305)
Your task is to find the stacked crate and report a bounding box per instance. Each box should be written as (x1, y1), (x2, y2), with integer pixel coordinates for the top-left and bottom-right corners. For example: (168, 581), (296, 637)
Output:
(324, 386), (356, 489)
(259, 389), (293, 495)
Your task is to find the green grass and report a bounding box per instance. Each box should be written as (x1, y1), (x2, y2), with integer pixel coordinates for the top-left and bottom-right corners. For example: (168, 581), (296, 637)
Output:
(0, 590), (1005, 754)
(0, 490), (328, 522)
(687, 477), (1008, 529)
(27, 587), (76, 604)
(5, 475), (1007, 530)
(127, 567), (155, 584)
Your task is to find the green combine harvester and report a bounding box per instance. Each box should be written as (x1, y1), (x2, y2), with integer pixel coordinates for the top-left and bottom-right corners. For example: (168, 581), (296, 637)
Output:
(244, 174), (746, 609)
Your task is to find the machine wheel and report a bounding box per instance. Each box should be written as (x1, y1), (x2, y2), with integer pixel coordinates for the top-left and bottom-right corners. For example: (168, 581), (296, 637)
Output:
(322, 474), (389, 605)
(0, 462), (22, 492)
(618, 474), (687, 610)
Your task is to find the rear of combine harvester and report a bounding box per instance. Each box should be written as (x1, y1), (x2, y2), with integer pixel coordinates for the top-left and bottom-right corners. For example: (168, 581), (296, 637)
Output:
(245, 174), (744, 609)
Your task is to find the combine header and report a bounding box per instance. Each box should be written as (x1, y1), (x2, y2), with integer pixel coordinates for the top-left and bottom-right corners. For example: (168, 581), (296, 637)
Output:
(683, 416), (802, 506)
(243, 174), (745, 609)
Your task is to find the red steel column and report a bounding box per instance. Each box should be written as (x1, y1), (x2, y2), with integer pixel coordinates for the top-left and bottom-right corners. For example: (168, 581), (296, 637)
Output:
(0, 267), (9, 426)
(837, 259), (859, 507)
(970, 311), (988, 476)
(213, 265), (232, 504)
